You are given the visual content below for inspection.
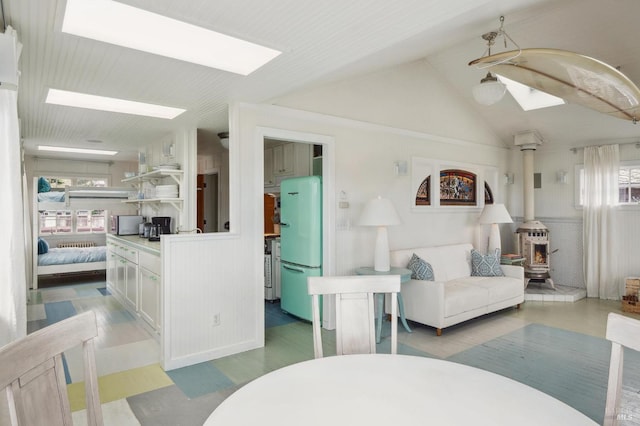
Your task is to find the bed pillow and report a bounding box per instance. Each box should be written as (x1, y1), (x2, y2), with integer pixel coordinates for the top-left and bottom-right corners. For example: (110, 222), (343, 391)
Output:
(37, 237), (49, 255)
(38, 177), (51, 193)
(471, 248), (504, 277)
(407, 253), (434, 281)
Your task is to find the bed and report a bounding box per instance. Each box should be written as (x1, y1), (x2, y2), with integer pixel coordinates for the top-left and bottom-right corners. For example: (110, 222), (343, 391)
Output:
(36, 186), (136, 208)
(32, 178), (138, 288)
(37, 241), (107, 276)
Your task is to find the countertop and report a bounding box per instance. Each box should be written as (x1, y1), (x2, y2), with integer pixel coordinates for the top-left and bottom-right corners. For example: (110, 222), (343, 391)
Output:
(108, 234), (161, 254)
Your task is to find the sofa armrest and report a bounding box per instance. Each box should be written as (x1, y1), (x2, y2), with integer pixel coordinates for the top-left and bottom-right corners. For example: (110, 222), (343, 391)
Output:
(387, 279), (446, 328)
(501, 264), (524, 281)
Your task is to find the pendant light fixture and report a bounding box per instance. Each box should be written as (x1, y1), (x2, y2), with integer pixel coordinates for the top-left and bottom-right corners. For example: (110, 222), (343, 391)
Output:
(470, 16), (520, 106)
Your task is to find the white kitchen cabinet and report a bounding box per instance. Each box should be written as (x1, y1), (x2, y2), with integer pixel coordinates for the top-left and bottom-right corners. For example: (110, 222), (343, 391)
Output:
(139, 250), (162, 332)
(264, 143), (312, 189)
(106, 235), (161, 336)
(125, 259), (139, 310)
(139, 267), (160, 331)
(106, 243), (118, 292)
(273, 143), (295, 176)
(264, 146), (275, 186)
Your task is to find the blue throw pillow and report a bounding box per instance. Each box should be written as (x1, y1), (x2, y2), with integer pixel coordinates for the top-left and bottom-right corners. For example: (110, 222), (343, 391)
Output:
(471, 248), (504, 277)
(38, 177), (51, 193)
(37, 237), (49, 255)
(407, 253), (434, 281)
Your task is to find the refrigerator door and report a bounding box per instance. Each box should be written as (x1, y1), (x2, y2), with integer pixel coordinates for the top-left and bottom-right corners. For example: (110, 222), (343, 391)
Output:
(279, 176), (322, 267)
(280, 262), (322, 321)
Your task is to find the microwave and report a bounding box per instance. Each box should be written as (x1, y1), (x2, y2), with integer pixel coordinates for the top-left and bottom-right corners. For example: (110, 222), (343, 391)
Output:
(111, 215), (143, 235)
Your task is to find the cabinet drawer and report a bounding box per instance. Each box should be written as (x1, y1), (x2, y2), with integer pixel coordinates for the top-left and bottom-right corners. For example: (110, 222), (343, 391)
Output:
(139, 250), (161, 274)
(121, 246), (139, 263)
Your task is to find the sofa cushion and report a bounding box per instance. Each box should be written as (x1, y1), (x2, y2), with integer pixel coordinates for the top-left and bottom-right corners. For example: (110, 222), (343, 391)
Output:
(407, 253), (434, 280)
(444, 279), (489, 317)
(471, 249), (504, 277)
(472, 276), (523, 303)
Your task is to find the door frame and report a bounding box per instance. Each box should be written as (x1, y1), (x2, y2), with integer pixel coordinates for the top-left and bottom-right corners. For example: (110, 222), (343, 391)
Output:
(256, 127), (336, 329)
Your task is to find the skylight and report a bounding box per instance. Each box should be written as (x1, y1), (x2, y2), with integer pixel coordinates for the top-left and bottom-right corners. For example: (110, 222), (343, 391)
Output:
(38, 146), (118, 156)
(62, 0), (281, 75)
(46, 89), (186, 119)
(497, 75), (566, 111)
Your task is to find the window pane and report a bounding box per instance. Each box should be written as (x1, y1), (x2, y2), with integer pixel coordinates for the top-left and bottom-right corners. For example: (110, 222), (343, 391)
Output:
(631, 168), (640, 184)
(620, 187), (630, 203)
(619, 168), (630, 185)
(39, 210), (57, 234)
(56, 211), (72, 233)
(77, 210), (90, 233)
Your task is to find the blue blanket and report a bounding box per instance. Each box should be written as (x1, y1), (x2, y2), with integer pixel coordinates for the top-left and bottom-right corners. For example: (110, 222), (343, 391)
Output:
(38, 246), (106, 266)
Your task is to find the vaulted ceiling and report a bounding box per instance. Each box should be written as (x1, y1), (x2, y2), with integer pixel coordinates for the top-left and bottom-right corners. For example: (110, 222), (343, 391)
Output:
(4, 0), (640, 161)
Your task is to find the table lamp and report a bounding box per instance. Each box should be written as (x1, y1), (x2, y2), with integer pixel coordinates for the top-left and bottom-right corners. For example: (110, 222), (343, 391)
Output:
(478, 203), (513, 253)
(358, 196), (402, 271)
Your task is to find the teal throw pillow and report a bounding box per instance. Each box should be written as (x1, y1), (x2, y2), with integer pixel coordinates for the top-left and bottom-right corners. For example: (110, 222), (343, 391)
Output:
(407, 253), (434, 281)
(37, 237), (49, 255)
(471, 248), (504, 277)
(38, 177), (51, 193)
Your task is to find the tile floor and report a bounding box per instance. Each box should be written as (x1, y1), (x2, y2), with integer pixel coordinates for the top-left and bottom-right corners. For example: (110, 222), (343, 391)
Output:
(25, 276), (640, 425)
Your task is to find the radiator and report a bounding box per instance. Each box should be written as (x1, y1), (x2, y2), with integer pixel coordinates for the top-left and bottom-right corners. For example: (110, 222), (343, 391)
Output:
(57, 241), (96, 248)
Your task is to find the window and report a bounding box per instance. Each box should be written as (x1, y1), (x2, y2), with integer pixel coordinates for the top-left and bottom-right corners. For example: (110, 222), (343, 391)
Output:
(38, 209), (106, 234)
(38, 175), (109, 235)
(576, 162), (640, 206)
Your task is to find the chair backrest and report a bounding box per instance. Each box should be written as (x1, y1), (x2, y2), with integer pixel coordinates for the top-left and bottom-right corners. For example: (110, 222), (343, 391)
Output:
(604, 312), (640, 426)
(0, 310), (103, 426)
(307, 275), (400, 358)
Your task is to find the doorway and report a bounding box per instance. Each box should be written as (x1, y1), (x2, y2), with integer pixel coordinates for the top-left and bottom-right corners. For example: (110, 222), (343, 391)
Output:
(197, 172), (219, 233)
(263, 137), (328, 328)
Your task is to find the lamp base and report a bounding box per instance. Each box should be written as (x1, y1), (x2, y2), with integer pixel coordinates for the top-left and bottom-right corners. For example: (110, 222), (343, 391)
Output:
(374, 226), (390, 272)
(487, 223), (502, 253)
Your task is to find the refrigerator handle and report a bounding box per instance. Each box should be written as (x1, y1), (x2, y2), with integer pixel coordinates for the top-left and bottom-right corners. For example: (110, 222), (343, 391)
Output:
(282, 264), (305, 273)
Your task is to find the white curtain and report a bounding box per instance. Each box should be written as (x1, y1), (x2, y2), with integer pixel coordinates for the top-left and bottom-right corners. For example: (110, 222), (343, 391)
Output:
(0, 27), (26, 346)
(583, 144), (620, 299)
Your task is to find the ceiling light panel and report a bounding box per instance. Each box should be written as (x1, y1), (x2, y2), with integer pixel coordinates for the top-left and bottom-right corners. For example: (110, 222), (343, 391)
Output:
(46, 89), (186, 119)
(62, 0), (281, 75)
(497, 75), (565, 111)
(38, 145), (118, 156)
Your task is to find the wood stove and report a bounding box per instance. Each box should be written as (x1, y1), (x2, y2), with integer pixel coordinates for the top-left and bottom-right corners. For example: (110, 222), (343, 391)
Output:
(516, 221), (555, 289)
(514, 130), (555, 290)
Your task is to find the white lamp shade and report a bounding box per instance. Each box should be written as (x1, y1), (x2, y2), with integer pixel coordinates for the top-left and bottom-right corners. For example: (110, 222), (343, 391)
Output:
(472, 80), (506, 106)
(357, 196), (402, 226)
(478, 204), (512, 253)
(478, 203), (513, 225)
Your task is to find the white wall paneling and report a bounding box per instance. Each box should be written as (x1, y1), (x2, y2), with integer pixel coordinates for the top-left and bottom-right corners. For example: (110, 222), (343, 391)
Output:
(161, 233), (259, 370)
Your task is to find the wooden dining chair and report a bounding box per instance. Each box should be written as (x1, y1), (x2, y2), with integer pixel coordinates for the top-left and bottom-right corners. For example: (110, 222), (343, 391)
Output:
(307, 275), (401, 358)
(604, 312), (640, 426)
(0, 310), (103, 426)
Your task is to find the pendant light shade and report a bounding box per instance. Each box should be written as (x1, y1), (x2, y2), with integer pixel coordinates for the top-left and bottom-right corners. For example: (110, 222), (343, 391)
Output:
(472, 72), (507, 105)
(218, 132), (229, 149)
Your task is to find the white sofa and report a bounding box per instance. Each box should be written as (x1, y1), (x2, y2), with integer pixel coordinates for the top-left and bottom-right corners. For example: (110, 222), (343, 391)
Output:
(388, 243), (524, 336)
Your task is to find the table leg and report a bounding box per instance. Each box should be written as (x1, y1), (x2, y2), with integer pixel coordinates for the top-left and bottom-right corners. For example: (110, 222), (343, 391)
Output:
(397, 293), (412, 333)
(376, 293), (383, 343)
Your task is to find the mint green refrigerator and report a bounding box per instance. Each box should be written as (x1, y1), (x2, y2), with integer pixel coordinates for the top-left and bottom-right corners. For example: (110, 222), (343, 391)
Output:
(279, 176), (322, 321)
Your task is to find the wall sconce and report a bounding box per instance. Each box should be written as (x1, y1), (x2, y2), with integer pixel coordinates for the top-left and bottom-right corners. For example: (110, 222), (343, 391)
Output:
(556, 170), (568, 184)
(504, 172), (515, 185)
(394, 160), (408, 176)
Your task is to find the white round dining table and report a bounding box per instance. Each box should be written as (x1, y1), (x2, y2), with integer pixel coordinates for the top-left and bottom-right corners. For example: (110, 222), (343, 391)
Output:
(204, 354), (597, 425)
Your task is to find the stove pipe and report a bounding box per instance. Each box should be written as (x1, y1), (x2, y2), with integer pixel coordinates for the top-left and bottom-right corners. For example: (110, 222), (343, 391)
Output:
(514, 131), (543, 222)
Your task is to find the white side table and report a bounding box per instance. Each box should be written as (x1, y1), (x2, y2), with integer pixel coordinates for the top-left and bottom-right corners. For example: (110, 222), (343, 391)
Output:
(355, 266), (412, 343)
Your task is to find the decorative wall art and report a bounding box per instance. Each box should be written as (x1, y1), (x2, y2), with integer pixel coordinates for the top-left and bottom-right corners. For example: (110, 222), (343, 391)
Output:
(411, 157), (498, 210)
(439, 169), (476, 206)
